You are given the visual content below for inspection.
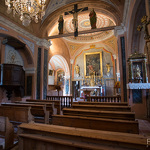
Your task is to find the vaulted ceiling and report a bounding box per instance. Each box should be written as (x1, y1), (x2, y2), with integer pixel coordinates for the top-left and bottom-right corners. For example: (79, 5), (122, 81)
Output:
(0, 0), (125, 38)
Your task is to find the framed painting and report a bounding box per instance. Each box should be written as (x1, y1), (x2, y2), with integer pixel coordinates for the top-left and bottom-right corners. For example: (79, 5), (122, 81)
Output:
(84, 52), (103, 77)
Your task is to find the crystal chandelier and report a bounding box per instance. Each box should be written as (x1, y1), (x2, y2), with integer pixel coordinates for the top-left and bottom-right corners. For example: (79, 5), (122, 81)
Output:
(5, 0), (46, 27)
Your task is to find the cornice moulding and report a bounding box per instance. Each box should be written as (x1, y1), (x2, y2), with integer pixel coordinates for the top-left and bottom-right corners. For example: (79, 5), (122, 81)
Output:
(0, 16), (50, 49)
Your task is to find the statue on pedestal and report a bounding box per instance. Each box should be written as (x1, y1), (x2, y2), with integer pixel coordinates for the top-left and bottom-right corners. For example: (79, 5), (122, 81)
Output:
(89, 8), (97, 29)
(58, 15), (64, 35)
(75, 64), (80, 77)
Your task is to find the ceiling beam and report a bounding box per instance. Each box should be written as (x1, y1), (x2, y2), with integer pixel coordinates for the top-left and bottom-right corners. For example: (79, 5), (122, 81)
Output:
(45, 26), (117, 40)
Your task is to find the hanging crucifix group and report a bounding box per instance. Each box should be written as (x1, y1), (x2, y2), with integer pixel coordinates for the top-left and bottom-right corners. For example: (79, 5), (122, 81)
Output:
(58, 4), (97, 37)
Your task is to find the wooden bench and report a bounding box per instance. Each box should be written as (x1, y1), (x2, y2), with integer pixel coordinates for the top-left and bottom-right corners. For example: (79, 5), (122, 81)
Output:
(0, 105), (34, 123)
(18, 123), (149, 150)
(26, 99), (61, 114)
(0, 116), (14, 150)
(1, 103), (50, 124)
(73, 101), (129, 106)
(72, 104), (131, 112)
(15, 101), (57, 115)
(63, 108), (135, 120)
(52, 115), (139, 134)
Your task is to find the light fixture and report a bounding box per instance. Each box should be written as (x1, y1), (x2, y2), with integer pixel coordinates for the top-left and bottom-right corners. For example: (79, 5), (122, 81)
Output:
(5, 0), (46, 27)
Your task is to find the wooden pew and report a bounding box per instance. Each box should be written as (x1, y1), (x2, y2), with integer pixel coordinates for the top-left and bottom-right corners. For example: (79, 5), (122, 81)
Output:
(0, 106), (34, 123)
(0, 116), (14, 150)
(63, 108), (135, 121)
(15, 101), (57, 115)
(26, 99), (61, 115)
(73, 101), (129, 106)
(18, 123), (149, 150)
(52, 115), (139, 134)
(1, 103), (50, 124)
(72, 104), (131, 112)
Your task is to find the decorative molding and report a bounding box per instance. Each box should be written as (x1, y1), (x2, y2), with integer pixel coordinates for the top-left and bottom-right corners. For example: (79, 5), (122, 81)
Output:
(0, 26), (8, 31)
(24, 68), (36, 74)
(0, 16), (50, 49)
(127, 83), (150, 89)
(19, 36), (35, 54)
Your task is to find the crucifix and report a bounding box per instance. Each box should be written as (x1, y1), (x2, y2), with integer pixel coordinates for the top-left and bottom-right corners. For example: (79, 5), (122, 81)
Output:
(65, 4), (88, 37)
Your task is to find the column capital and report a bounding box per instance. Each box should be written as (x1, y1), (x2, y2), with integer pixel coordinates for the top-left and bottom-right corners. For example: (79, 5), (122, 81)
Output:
(36, 39), (51, 49)
(114, 24), (126, 37)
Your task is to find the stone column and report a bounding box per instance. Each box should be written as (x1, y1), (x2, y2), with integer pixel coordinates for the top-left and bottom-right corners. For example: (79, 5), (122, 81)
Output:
(36, 39), (51, 99)
(114, 25), (127, 102)
(70, 59), (74, 95)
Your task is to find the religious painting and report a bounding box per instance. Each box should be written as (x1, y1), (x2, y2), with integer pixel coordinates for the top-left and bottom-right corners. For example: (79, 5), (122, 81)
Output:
(49, 70), (53, 76)
(84, 52), (103, 77)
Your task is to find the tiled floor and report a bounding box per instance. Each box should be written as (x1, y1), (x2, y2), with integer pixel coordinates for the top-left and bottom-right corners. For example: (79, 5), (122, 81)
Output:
(138, 119), (150, 137)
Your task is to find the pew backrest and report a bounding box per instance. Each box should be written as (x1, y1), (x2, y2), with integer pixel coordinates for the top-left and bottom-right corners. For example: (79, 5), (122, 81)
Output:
(73, 101), (128, 106)
(0, 105), (34, 123)
(26, 99), (59, 114)
(18, 123), (149, 150)
(52, 115), (139, 134)
(72, 104), (131, 112)
(63, 108), (135, 121)
(1, 103), (50, 124)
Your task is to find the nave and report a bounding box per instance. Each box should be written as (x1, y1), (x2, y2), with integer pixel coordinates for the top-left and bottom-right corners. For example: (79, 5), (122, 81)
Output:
(0, 96), (150, 149)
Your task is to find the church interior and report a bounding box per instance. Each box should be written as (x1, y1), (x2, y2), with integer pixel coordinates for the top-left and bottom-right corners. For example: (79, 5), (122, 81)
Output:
(0, 0), (150, 149)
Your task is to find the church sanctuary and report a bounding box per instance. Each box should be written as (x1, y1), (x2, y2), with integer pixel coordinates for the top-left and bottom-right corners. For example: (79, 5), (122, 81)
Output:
(0, 0), (150, 149)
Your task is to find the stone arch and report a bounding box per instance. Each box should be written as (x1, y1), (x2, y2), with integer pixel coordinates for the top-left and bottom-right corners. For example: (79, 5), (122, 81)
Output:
(49, 55), (70, 95)
(127, 0), (146, 54)
(0, 32), (34, 68)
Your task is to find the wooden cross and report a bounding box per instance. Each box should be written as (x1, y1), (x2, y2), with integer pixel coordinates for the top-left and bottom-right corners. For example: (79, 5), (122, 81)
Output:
(65, 4), (88, 37)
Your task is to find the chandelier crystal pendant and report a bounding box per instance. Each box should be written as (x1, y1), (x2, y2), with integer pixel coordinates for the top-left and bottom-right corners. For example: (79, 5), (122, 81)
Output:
(5, 0), (46, 27)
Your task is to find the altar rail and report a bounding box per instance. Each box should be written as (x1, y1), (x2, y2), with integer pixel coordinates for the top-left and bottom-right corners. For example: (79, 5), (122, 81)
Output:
(46, 96), (73, 109)
(87, 95), (121, 102)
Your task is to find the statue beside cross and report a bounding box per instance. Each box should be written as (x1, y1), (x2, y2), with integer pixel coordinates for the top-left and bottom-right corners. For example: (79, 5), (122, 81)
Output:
(137, 15), (150, 40)
(64, 4), (88, 37)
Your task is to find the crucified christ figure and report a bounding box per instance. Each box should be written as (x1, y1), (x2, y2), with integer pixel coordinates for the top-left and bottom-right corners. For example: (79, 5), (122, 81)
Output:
(65, 4), (88, 37)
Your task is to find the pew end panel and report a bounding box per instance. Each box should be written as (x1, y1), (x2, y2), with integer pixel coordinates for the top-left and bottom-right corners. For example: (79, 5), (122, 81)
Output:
(0, 116), (14, 150)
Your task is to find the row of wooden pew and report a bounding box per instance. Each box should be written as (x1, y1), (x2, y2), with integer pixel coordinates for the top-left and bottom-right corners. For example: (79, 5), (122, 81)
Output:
(18, 100), (149, 149)
(0, 99), (61, 149)
(0, 99), (150, 149)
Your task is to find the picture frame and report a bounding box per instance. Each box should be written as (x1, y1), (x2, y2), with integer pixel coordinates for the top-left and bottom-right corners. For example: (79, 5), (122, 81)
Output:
(84, 52), (103, 77)
(49, 70), (53, 76)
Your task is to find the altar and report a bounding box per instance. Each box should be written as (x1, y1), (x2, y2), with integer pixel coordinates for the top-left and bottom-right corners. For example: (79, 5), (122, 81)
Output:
(79, 86), (102, 100)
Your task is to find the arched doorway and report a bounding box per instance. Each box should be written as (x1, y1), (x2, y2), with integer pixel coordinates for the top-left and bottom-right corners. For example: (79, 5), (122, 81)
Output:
(48, 55), (70, 96)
